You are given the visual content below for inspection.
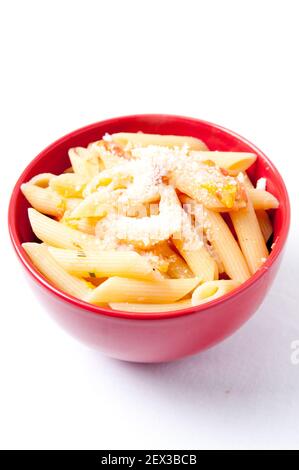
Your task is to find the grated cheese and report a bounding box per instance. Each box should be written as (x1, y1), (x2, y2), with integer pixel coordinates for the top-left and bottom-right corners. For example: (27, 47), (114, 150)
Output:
(90, 143), (248, 248)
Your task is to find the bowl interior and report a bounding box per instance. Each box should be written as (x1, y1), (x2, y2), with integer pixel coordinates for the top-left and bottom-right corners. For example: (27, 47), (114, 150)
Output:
(9, 114), (291, 322)
(12, 114), (288, 252)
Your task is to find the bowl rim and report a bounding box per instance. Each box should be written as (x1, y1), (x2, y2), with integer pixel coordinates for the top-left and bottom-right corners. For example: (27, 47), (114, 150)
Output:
(8, 114), (291, 321)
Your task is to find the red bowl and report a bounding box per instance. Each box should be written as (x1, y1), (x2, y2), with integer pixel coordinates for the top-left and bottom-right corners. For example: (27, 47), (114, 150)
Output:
(8, 115), (290, 363)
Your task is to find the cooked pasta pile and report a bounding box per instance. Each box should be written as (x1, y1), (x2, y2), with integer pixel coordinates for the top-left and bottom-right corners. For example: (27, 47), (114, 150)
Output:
(21, 132), (278, 312)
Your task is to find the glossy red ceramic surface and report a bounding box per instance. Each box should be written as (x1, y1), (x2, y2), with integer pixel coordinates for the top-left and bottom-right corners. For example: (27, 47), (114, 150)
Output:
(8, 115), (290, 362)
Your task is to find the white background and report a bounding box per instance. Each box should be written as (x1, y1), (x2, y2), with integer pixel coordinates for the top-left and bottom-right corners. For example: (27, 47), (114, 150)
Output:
(1, 0), (299, 450)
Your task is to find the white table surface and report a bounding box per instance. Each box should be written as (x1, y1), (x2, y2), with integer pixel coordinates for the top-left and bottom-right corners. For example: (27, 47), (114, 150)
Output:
(1, 0), (299, 450)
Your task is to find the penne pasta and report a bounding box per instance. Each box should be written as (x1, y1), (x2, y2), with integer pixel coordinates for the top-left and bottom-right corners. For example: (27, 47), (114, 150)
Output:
(47, 246), (161, 281)
(170, 166), (247, 211)
(49, 173), (88, 198)
(242, 171), (254, 189)
(230, 195), (269, 274)
(171, 209), (218, 281)
(180, 187), (278, 212)
(98, 152), (126, 170)
(69, 147), (103, 178)
(111, 132), (209, 150)
(21, 131), (279, 314)
(29, 173), (55, 188)
(173, 238), (218, 281)
(255, 209), (273, 242)
(247, 188), (279, 210)
(21, 183), (65, 217)
(68, 189), (112, 218)
(205, 209), (251, 282)
(149, 241), (193, 278)
(28, 208), (105, 251)
(192, 280), (240, 306)
(64, 198), (83, 212)
(190, 151), (257, 173)
(242, 172), (273, 241)
(109, 300), (192, 312)
(71, 217), (98, 235)
(137, 248), (170, 274)
(177, 194), (224, 273)
(88, 141), (128, 169)
(87, 276), (201, 304)
(22, 243), (92, 299)
(166, 255), (193, 279)
(83, 166), (133, 195)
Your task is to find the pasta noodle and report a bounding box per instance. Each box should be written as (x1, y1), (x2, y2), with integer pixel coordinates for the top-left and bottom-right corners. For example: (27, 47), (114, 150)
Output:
(28, 208), (105, 251)
(242, 172), (273, 241)
(20, 131), (278, 314)
(69, 147), (103, 178)
(29, 173), (55, 188)
(149, 241), (193, 278)
(192, 280), (240, 305)
(173, 238), (218, 281)
(190, 151), (257, 173)
(49, 173), (88, 198)
(255, 209), (273, 242)
(47, 246), (162, 281)
(22, 243), (92, 299)
(247, 188), (279, 210)
(109, 300), (192, 312)
(21, 184), (65, 217)
(204, 209), (251, 282)
(87, 276), (201, 304)
(230, 194), (269, 274)
(172, 210), (218, 281)
(111, 132), (209, 150)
